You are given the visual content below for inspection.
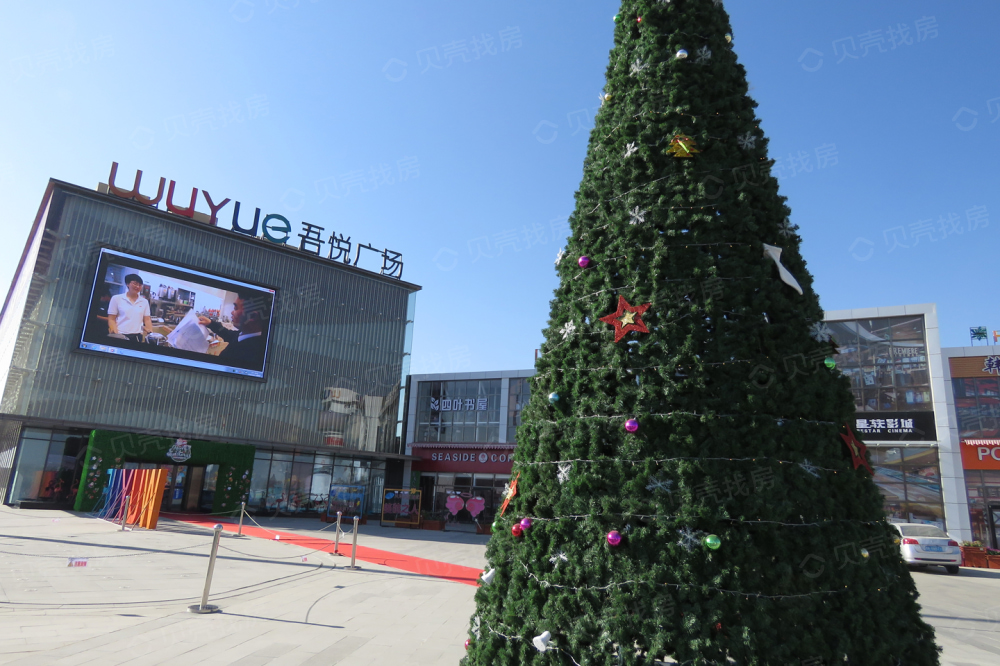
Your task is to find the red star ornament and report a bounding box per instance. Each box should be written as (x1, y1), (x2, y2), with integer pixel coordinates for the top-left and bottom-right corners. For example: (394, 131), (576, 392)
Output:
(840, 425), (873, 474)
(599, 295), (651, 343)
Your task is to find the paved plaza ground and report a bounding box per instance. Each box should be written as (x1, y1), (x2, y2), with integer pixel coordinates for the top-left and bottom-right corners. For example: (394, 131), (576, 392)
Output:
(1, 506), (998, 665)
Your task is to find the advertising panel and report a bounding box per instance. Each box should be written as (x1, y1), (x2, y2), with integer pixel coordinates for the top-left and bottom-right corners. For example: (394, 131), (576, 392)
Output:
(327, 484), (366, 520)
(380, 488), (421, 526)
(79, 248), (275, 379)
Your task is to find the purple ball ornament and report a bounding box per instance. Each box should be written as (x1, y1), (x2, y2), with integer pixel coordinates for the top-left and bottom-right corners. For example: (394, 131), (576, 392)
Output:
(520, 517), (533, 530)
(607, 530), (622, 547)
(578, 256), (591, 268)
(625, 419), (640, 433)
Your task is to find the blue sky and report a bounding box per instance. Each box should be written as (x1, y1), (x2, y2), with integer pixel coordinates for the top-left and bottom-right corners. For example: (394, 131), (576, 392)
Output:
(1, 1), (997, 374)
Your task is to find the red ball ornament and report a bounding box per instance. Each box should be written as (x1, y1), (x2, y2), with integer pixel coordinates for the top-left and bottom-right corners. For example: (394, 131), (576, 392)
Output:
(465, 639), (471, 650)
(512, 524), (524, 537)
(714, 622), (722, 632)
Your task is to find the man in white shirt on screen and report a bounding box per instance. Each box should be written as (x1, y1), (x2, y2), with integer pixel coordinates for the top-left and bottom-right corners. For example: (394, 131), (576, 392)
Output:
(107, 273), (152, 342)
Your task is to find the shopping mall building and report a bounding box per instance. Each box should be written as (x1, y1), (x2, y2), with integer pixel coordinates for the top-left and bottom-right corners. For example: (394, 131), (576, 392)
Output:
(0, 165), (419, 518)
(400, 304), (999, 544)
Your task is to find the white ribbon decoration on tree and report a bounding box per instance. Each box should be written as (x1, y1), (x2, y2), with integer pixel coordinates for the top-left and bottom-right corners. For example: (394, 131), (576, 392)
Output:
(763, 243), (803, 295)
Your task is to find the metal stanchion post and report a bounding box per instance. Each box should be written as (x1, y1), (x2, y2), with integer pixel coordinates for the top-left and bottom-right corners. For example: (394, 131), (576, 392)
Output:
(236, 502), (246, 537)
(121, 495), (130, 531)
(188, 524), (224, 614)
(334, 511), (342, 553)
(348, 516), (360, 569)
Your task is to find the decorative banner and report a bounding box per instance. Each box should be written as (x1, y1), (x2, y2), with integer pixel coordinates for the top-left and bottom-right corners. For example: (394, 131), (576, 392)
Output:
(840, 425), (873, 474)
(380, 489), (422, 526)
(762, 243), (803, 295)
(499, 473), (520, 516)
(327, 484), (366, 520)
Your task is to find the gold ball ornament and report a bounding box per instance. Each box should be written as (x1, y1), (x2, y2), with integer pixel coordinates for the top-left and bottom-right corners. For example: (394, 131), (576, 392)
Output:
(725, 34), (732, 43)
(860, 548), (870, 559)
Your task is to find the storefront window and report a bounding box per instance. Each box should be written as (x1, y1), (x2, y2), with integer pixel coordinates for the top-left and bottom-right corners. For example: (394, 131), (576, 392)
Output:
(869, 446), (945, 529)
(416, 379), (501, 443)
(8, 428), (87, 505)
(507, 378), (531, 443)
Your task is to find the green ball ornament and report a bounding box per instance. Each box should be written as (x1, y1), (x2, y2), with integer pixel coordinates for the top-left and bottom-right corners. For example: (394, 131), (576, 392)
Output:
(824, 357), (836, 369)
(703, 534), (722, 550)
(613, 14), (622, 23)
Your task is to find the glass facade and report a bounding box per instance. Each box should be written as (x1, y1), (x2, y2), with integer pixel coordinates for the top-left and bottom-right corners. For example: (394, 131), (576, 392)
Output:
(507, 378), (531, 443)
(416, 471), (510, 524)
(8, 427), (89, 505)
(952, 377), (1000, 439)
(247, 448), (386, 516)
(827, 316), (931, 412)
(870, 447), (944, 528)
(0, 185), (419, 455)
(415, 379), (502, 443)
(964, 471), (1000, 546)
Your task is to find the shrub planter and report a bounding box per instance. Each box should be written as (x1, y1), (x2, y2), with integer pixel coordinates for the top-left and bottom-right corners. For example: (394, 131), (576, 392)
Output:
(961, 547), (987, 568)
(988, 555), (1000, 569)
(422, 520), (445, 531)
(476, 523), (493, 535)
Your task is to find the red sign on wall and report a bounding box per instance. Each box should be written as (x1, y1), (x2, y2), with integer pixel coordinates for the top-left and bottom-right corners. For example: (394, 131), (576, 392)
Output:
(411, 445), (515, 473)
(961, 439), (1000, 470)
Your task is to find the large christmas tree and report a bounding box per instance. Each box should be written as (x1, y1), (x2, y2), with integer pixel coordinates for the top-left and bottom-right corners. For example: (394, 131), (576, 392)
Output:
(463, 1), (940, 664)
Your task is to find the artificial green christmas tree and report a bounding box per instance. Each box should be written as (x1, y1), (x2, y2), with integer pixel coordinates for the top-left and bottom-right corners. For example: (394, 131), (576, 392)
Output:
(463, 1), (941, 664)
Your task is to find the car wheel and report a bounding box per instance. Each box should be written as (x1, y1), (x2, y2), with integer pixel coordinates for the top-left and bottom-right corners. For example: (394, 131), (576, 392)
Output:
(945, 565), (960, 575)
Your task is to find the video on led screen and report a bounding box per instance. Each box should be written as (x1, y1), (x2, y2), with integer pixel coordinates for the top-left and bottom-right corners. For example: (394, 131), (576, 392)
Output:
(79, 248), (275, 379)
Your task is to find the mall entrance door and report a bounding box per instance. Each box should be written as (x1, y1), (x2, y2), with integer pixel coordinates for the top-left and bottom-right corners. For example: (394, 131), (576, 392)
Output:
(159, 464), (218, 512)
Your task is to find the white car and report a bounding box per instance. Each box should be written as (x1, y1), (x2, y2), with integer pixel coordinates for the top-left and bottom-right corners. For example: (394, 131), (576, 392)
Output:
(891, 523), (961, 575)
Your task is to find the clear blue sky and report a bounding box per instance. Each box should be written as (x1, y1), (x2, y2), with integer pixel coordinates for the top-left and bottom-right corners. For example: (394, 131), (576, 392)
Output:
(2, 1), (997, 374)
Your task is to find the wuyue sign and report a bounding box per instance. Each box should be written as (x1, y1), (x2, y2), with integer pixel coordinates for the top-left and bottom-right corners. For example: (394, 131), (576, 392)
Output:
(105, 162), (404, 279)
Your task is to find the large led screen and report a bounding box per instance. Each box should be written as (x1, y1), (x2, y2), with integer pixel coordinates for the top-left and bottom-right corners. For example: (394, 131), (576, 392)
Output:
(79, 248), (275, 379)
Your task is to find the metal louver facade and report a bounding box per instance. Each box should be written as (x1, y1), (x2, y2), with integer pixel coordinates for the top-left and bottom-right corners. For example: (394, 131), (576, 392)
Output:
(0, 181), (419, 456)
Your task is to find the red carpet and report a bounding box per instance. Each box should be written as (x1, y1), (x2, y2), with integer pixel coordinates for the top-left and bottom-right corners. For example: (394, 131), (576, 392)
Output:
(163, 513), (484, 587)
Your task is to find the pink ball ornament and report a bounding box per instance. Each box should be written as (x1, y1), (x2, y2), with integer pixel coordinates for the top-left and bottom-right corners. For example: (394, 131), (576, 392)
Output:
(625, 419), (639, 433)
(607, 530), (622, 547)
(578, 256), (591, 268)
(520, 517), (533, 530)
(465, 639), (471, 650)
(512, 524), (524, 537)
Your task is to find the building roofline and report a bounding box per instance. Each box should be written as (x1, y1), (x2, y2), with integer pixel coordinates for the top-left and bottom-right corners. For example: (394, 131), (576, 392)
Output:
(0, 181), (55, 325)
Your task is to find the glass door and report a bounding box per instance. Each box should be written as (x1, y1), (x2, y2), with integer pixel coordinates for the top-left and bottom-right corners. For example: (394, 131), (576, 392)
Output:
(185, 467), (205, 511)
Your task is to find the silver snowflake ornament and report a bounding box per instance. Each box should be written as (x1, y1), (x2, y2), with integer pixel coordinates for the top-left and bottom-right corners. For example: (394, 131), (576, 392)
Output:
(559, 320), (577, 340)
(646, 475), (673, 494)
(778, 219), (797, 237)
(798, 459), (821, 478)
(694, 46), (712, 64)
(624, 141), (639, 159)
(809, 322), (834, 343)
(629, 206), (647, 225)
(737, 131), (757, 150)
(555, 248), (565, 265)
(472, 615), (481, 640)
(677, 527), (703, 551)
(557, 462), (572, 484)
(549, 551), (569, 568)
(630, 58), (647, 75)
